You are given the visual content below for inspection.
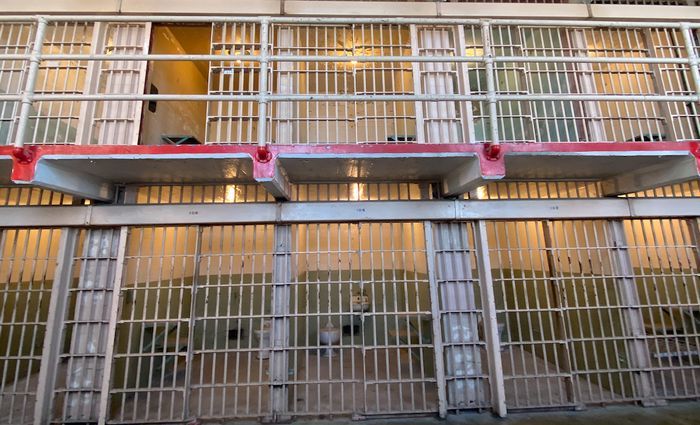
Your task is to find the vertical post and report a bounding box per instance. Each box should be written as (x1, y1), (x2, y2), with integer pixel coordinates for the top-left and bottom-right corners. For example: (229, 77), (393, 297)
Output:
(542, 221), (576, 405)
(75, 22), (107, 146)
(472, 220), (506, 418)
(454, 25), (477, 144)
(415, 26), (460, 144)
(687, 217), (700, 276)
(431, 222), (483, 410)
(96, 226), (129, 425)
(62, 227), (123, 421)
(481, 21), (500, 147)
(607, 220), (657, 406)
(269, 224), (292, 421)
(423, 221), (448, 418)
(96, 188), (137, 425)
(681, 23), (700, 127)
(276, 27), (296, 145)
(33, 228), (79, 425)
(642, 28), (676, 142)
(257, 18), (271, 148)
(571, 29), (607, 142)
(409, 25), (426, 144)
(182, 226), (202, 422)
(13, 16), (47, 149)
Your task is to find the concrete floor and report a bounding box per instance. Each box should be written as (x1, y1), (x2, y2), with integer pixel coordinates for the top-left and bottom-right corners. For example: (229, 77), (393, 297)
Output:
(246, 402), (700, 425)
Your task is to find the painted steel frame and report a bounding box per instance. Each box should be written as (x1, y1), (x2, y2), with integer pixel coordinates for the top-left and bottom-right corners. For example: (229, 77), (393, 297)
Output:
(4, 15), (700, 151)
(0, 198), (698, 228)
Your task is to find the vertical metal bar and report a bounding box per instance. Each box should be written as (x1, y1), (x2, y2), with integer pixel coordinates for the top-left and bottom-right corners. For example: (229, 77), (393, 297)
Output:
(681, 24), (700, 120)
(277, 27), (296, 145)
(541, 221), (576, 405)
(258, 18), (270, 148)
(481, 21), (500, 147)
(473, 220), (506, 418)
(13, 16), (47, 149)
(33, 228), (78, 425)
(269, 224), (291, 421)
(423, 221), (447, 418)
(607, 220), (657, 406)
(571, 29), (607, 142)
(454, 25), (477, 144)
(409, 24), (426, 144)
(96, 226), (129, 425)
(432, 222), (482, 410)
(182, 225), (202, 422)
(642, 28), (677, 142)
(131, 23), (151, 146)
(688, 217), (700, 272)
(76, 22), (106, 146)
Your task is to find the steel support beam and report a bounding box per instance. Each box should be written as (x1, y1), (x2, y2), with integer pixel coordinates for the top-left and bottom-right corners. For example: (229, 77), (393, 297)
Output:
(601, 157), (700, 196)
(432, 222), (483, 410)
(442, 159), (500, 197)
(255, 159), (291, 201)
(1, 198), (700, 228)
(472, 220), (506, 417)
(268, 224), (292, 422)
(14, 160), (115, 202)
(606, 220), (659, 406)
(33, 228), (80, 425)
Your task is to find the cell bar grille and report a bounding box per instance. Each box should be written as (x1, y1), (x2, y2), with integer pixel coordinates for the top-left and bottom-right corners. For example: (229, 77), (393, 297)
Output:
(0, 228), (60, 425)
(625, 218), (700, 400)
(0, 22), (33, 146)
(206, 22), (263, 144)
(108, 226), (199, 423)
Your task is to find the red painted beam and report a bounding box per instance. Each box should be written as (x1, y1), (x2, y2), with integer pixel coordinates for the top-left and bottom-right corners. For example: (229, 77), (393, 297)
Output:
(2, 141), (698, 184)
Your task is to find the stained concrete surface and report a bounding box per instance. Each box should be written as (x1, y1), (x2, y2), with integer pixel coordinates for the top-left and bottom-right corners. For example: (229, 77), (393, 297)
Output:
(219, 402), (700, 425)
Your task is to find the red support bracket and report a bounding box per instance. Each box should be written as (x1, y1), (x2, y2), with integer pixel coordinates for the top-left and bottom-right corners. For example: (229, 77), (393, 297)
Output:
(255, 144), (273, 163)
(12, 146), (36, 165)
(484, 142), (502, 161)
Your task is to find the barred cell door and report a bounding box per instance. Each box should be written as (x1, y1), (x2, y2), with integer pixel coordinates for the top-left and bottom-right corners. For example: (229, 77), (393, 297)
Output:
(288, 223), (439, 418)
(105, 223), (441, 423)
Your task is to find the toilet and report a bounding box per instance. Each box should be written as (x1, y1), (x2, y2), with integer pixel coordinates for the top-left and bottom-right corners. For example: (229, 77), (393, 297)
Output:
(254, 320), (272, 360)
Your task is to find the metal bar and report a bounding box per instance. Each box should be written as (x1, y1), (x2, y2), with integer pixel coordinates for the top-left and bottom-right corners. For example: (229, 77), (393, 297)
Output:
(13, 16), (47, 149)
(481, 21), (500, 147)
(3, 52), (699, 65)
(269, 224), (292, 421)
(33, 228), (79, 425)
(2, 198), (700, 227)
(681, 24), (700, 111)
(410, 25), (426, 144)
(64, 228), (122, 421)
(454, 25), (477, 144)
(541, 220), (576, 406)
(258, 18), (270, 149)
(75, 22), (107, 146)
(643, 28), (677, 142)
(472, 220), (506, 417)
(96, 226), (130, 425)
(7, 92), (700, 102)
(606, 219), (657, 405)
(688, 217), (700, 278)
(432, 222), (482, 409)
(423, 221), (447, 418)
(182, 225), (202, 422)
(0, 16), (696, 29)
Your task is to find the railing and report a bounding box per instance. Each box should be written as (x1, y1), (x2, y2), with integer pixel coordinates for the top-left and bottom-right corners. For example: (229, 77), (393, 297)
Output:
(1, 15), (700, 152)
